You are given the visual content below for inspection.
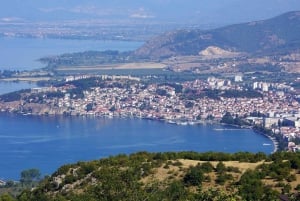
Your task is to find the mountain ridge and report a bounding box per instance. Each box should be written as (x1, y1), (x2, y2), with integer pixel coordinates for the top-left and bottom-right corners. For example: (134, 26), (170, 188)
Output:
(134, 11), (300, 59)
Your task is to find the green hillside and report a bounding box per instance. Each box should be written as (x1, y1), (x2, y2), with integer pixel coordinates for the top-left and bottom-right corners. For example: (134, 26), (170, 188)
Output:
(2, 151), (300, 201)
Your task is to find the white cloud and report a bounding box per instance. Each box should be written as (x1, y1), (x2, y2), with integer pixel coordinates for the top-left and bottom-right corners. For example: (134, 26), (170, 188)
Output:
(0, 17), (24, 22)
(129, 8), (155, 19)
(130, 13), (155, 19)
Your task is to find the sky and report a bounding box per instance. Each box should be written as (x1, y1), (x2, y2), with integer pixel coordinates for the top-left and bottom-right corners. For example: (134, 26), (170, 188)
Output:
(1, 0), (300, 25)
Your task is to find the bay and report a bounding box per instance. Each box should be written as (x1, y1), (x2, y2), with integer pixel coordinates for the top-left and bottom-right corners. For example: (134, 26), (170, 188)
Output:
(0, 81), (37, 95)
(0, 114), (274, 180)
(0, 37), (143, 71)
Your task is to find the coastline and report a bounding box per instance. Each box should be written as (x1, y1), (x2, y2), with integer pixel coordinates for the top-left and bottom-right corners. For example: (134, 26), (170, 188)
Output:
(253, 128), (279, 153)
(0, 111), (277, 154)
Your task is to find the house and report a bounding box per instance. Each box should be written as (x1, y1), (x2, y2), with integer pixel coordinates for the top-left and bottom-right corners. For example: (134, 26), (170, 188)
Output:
(0, 179), (6, 186)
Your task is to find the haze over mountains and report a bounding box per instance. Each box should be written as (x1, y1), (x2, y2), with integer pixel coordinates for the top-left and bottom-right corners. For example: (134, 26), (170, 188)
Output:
(2, 0), (300, 27)
(135, 11), (300, 59)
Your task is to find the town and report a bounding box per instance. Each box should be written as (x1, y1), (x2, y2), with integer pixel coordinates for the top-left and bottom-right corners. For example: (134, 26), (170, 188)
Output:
(0, 73), (300, 152)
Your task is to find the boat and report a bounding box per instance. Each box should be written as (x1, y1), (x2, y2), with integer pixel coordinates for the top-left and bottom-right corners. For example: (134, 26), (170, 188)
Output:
(176, 121), (188, 126)
(263, 143), (271, 146)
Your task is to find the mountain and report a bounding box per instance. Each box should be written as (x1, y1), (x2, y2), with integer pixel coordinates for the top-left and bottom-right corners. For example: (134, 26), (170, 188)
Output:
(134, 11), (300, 59)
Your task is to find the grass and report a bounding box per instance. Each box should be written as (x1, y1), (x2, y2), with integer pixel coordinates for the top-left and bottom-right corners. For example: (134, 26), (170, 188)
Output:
(141, 159), (279, 193)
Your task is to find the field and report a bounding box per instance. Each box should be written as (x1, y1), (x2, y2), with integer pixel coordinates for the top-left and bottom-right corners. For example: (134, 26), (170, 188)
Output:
(56, 62), (166, 71)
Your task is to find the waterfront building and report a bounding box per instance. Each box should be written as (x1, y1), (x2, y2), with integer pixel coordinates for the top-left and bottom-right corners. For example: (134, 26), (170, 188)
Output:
(263, 117), (279, 128)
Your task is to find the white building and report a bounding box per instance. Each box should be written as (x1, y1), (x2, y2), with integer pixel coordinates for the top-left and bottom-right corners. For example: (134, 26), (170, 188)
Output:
(234, 74), (243, 82)
(262, 83), (269, 92)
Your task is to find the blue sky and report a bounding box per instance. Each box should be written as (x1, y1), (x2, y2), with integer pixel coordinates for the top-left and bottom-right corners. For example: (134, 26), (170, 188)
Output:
(1, 0), (300, 25)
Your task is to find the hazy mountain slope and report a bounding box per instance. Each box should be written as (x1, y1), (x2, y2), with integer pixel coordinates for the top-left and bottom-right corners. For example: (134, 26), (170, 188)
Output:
(134, 11), (300, 59)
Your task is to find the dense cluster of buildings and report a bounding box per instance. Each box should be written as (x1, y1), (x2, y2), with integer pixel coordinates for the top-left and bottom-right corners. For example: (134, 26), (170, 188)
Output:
(1, 75), (300, 151)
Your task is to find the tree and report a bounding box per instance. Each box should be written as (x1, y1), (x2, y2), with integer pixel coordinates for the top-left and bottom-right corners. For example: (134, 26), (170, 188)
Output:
(221, 112), (235, 125)
(165, 181), (188, 201)
(20, 168), (41, 185)
(86, 103), (94, 112)
(216, 161), (226, 174)
(0, 194), (15, 201)
(183, 165), (204, 186)
(201, 162), (214, 173)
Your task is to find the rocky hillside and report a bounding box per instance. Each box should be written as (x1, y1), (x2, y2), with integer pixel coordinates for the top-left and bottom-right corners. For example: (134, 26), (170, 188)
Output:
(12, 151), (300, 201)
(134, 11), (300, 59)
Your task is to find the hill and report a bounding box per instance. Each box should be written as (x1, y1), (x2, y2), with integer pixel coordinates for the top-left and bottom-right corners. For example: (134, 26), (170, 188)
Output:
(134, 11), (300, 59)
(4, 151), (300, 201)
(35, 11), (300, 74)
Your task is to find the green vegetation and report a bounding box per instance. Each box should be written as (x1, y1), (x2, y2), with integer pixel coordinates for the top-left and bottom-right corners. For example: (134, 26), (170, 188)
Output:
(221, 112), (251, 127)
(238, 64), (282, 73)
(0, 70), (20, 78)
(20, 169), (41, 186)
(1, 151), (300, 200)
(0, 169), (41, 199)
(39, 50), (144, 70)
(0, 89), (30, 102)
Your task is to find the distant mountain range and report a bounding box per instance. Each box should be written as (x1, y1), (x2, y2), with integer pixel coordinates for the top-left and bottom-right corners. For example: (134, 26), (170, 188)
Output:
(134, 11), (300, 59)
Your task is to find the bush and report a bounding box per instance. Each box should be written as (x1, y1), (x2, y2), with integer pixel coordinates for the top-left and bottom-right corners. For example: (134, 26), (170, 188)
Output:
(183, 165), (204, 186)
(216, 162), (226, 174)
(215, 173), (233, 185)
(200, 162), (214, 173)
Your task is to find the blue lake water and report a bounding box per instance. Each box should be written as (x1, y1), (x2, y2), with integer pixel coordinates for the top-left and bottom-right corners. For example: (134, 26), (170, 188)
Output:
(0, 114), (274, 180)
(0, 81), (37, 95)
(0, 37), (143, 70)
(0, 37), (274, 181)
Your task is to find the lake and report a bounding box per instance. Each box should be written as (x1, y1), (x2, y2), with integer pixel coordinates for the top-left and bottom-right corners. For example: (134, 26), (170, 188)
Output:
(0, 37), (143, 71)
(0, 114), (274, 180)
(0, 37), (274, 181)
(0, 81), (37, 95)
(0, 37), (142, 93)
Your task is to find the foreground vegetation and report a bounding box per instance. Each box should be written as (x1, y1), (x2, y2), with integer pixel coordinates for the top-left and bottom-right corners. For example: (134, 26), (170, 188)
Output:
(1, 151), (300, 201)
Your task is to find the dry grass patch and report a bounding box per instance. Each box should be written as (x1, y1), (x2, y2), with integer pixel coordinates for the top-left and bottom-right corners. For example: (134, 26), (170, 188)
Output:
(178, 159), (265, 173)
(141, 161), (185, 184)
(57, 62), (166, 71)
(141, 159), (266, 187)
(140, 159), (300, 194)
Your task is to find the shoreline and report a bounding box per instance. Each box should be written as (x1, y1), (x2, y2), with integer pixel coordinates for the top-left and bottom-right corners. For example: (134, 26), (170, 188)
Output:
(0, 111), (278, 153)
(253, 128), (279, 153)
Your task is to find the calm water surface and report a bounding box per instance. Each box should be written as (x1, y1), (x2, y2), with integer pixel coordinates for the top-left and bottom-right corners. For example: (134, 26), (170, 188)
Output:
(0, 38), (274, 180)
(0, 114), (274, 180)
(0, 37), (143, 70)
(0, 81), (37, 95)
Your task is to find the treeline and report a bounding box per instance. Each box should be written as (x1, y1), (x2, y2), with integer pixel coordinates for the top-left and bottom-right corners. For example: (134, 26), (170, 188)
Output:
(39, 50), (143, 69)
(2, 151), (300, 201)
(238, 63), (282, 73)
(0, 90), (65, 103)
(220, 112), (251, 127)
(0, 70), (20, 78)
(0, 89), (30, 102)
